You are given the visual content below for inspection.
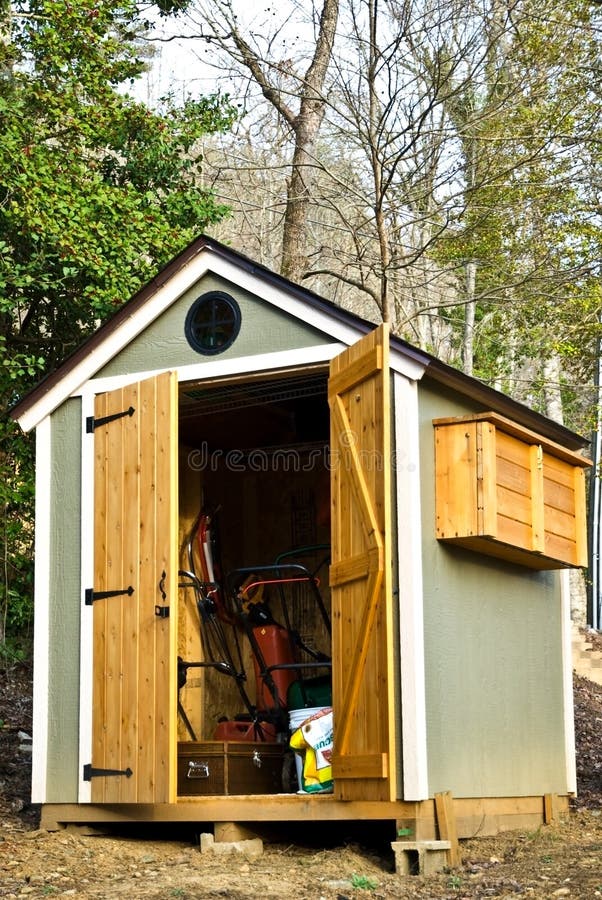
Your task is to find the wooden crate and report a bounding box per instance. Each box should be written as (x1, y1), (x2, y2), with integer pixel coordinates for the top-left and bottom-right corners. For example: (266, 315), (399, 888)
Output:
(434, 412), (590, 569)
(177, 741), (286, 796)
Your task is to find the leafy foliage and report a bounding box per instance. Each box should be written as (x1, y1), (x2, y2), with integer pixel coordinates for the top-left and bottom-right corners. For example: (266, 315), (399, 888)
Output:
(371, 0), (602, 428)
(0, 0), (236, 643)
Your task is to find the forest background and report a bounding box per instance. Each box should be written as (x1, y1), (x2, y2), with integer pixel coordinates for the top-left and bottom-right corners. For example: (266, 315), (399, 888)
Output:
(1, 0), (602, 655)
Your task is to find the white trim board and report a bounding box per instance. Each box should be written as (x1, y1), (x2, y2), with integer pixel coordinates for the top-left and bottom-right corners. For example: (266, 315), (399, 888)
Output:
(393, 373), (429, 800)
(73, 344), (426, 402)
(31, 417), (51, 804)
(75, 343), (345, 399)
(560, 569), (577, 795)
(77, 393), (95, 804)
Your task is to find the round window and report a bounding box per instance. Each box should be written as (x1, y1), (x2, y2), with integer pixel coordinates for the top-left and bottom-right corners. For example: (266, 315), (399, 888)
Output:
(185, 291), (241, 355)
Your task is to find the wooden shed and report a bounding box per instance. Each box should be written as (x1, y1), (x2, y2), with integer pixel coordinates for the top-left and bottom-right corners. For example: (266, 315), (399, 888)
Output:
(11, 236), (591, 839)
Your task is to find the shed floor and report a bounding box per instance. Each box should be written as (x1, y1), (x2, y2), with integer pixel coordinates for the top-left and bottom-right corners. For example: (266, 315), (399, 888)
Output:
(38, 793), (569, 836)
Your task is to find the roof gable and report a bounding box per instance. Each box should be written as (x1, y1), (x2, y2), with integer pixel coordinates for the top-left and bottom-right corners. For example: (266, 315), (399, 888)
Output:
(10, 234), (589, 452)
(11, 235), (383, 431)
(96, 271), (336, 379)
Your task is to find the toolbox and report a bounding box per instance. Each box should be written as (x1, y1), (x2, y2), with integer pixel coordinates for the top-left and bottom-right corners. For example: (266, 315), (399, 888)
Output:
(177, 741), (286, 796)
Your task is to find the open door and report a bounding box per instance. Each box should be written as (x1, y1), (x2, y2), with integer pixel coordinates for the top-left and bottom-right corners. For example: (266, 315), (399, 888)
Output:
(89, 372), (178, 803)
(328, 324), (396, 801)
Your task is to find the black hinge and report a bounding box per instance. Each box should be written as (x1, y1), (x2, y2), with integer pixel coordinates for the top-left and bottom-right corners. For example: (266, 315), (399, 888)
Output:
(83, 764), (133, 781)
(85, 586), (134, 606)
(86, 406), (135, 433)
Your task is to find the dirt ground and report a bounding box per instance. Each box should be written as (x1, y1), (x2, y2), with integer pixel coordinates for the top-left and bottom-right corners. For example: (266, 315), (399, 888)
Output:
(2, 658), (602, 899)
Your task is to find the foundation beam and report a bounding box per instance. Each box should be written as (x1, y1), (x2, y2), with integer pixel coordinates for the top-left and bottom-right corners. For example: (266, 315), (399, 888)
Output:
(39, 793), (570, 836)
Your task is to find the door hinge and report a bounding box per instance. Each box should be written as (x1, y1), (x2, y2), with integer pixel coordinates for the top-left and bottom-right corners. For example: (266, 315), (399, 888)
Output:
(85, 586), (134, 606)
(86, 406), (135, 433)
(83, 764), (133, 781)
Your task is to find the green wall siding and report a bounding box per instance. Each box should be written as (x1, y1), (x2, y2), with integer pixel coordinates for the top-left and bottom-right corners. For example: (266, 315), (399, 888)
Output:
(418, 380), (568, 797)
(47, 398), (82, 802)
(99, 274), (332, 377)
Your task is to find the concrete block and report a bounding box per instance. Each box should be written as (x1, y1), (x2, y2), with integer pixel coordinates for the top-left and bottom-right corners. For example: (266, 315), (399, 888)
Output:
(391, 840), (451, 876)
(199, 832), (263, 860)
(214, 822), (260, 843)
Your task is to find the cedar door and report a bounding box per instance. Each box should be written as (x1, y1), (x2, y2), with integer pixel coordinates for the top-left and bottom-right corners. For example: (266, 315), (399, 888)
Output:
(90, 372), (179, 803)
(328, 324), (397, 801)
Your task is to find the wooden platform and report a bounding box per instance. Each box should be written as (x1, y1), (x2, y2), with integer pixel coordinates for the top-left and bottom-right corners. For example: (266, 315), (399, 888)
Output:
(40, 793), (569, 836)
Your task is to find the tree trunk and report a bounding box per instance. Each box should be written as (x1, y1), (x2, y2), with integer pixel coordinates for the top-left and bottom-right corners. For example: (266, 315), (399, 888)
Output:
(280, 0), (340, 282)
(542, 355), (564, 425)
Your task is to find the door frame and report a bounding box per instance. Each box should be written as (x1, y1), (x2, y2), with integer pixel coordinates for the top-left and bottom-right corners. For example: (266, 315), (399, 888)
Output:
(75, 340), (429, 803)
(393, 372), (429, 800)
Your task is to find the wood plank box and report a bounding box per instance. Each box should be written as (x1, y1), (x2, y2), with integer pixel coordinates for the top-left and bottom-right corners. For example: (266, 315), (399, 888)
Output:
(434, 411), (591, 569)
(177, 741), (286, 796)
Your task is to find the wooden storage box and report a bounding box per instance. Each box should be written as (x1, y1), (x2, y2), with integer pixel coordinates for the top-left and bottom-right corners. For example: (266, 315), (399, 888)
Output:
(177, 741), (286, 796)
(434, 412), (591, 569)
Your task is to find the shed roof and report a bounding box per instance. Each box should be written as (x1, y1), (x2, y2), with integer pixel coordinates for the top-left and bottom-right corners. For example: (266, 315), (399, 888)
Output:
(10, 234), (589, 451)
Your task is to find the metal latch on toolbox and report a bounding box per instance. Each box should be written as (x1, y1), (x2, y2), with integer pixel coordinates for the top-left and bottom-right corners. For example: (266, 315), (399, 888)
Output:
(187, 761), (210, 779)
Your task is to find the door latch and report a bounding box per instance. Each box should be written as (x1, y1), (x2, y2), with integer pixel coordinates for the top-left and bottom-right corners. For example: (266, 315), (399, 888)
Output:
(155, 569), (169, 618)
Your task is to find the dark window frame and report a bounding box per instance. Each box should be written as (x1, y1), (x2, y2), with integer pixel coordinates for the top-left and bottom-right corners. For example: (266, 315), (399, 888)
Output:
(184, 291), (242, 356)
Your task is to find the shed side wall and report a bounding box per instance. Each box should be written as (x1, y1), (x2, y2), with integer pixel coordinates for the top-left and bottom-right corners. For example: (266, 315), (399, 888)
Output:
(419, 380), (568, 797)
(47, 398), (82, 802)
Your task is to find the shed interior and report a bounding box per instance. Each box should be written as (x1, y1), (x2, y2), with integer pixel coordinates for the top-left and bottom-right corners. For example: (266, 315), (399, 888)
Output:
(175, 369), (333, 795)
